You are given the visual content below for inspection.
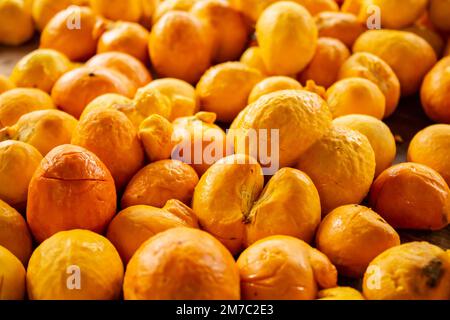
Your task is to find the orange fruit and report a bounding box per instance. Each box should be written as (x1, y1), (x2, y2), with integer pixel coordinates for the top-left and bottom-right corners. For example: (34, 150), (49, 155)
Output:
(403, 24), (445, 57)
(0, 109), (78, 156)
(333, 115), (396, 177)
(97, 21), (150, 63)
(71, 108), (144, 190)
(40, 6), (105, 62)
(10, 49), (73, 94)
(408, 124), (450, 185)
(0, 0), (34, 46)
(315, 12), (365, 48)
(31, 0), (77, 31)
(152, 0), (195, 23)
(27, 230), (123, 300)
(240, 46), (269, 75)
(248, 76), (303, 104)
(0, 75), (14, 94)
(86, 51), (152, 89)
(196, 62), (263, 122)
(0, 141), (43, 210)
(256, 2), (317, 75)
(353, 30), (437, 96)
(429, 0), (450, 32)
(369, 163), (450, 231)
(107, 200), (198, 263)
(191, 0), (249, 63)
(0, 88), (55, 128)
(299, 37), (350, 89)
(149, 11), (211, 84)
(421, 56), (450, 123)
(121, 159), (199, 209)
(124, 227), (240, 300)
(0, 199), (33, 266)
(339, 52), (401, 117)
(318, 287), (365, 300)
(231, 90), (332, 168)
(193, 155), (322, 254)
(51, 67), (135, 119)
(296, 125), (376, 215)
(363, 242), (450, 300)
(341, 0), (363, 14)
(0, 245), (26, 300)
(27, 144), (117, 243)
(89, 0), (142, 22)
(237, 235), (337, 300)
(326, 78), (386, 119)
(316, 204), (400, 278)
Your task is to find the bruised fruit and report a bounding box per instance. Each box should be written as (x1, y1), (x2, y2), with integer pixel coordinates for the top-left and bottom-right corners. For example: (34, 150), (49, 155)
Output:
(27, 145), (117, 243)
(138, 114), (174, 162)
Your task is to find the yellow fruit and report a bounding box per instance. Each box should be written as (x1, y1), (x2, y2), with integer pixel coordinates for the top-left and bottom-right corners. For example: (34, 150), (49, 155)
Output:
(0, 199), (32, 266)
(131, 85), (173, 123)
(0, 75), (15, 94)
(0, 245), (26, 300)
(326, 78), (386, 120)
(0, 140), (43, 210)
(256, 2), (317, 75)
(429, 0), (450, 32)
(196, 62), (264, 122)
(152, 0), (195, 23)
(296, 124), (376, 215)
(138, 114), (174, 162)
(89, 0), (143, 22)
(363, 242), (450, 300)
(0, 109), (78, 156)
(299, 37), (350, 89)
(318, 287), (365, 300)
(231, 90), (332, 168)
(240, 46), (268, 75)
(353, 30), (437, 96)
(0, 88), (55, 129)
(27, 230), (124, 300)
(408, 124), (450, 186)
(360, 0), (428, 29)
(334, 115), (396, 177)
(0, 0), (34, 46)
(10, 49), (73, 94)
(31, 0), (74, 31)
(149, 11), (211, 84)
(248, 76), (303, 104)
(142, 78), (198, 121)
(315, 12), (365, 48)
(339, 52), (401, 117)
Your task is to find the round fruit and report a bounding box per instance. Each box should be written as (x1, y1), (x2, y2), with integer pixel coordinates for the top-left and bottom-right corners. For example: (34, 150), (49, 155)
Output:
(193, 155), (322, 254)
(0, 75), (14, 94)
(237, 236), (337, 300)
(369, 163), (450, 231)
(353, 30), (437, 96)
(316, 205), (400, 278)
(248, 76), (303, 104)
(429, 0), (450, 32)
(0, 0), (34, 46)
(196, 62), (263, 122)
(97, 21), (150, 63)
(90, 0), (142, 22)
(240, 46), (268, 75)
(315, 12), (365, 48)
(0, 88), (55, 128)
(40, 6), (104, 62)
(51, 67), (135, 118)
(86, 52), (152, 89)
(231, 90), (332, 168)
(121, 160), (199, 209)
(31, 0), (74, 31)
(339, 52), (401, 117)
(27, 144), (117, 243)
(107, 201), (198, 263)
(299, 37), (350, 89)
(256, 2), (317, 75)
(296, 124), (376, 215)
(403, 25), (445, 57)
(27, 230), (123, 300)
(149, 11), (211, 84)
(318, 287), (365, 300)
(333, 115), (396, 177)
(124, 228), (240, 300)
(326, 78), (386, 119)
(421, 56), (450, 123)
(10, 49), (72, 94)
(363, 242), (450, 300)
(408, 124), (450, 185)
(1, 109), (78, 156)
(0, 141), (42, 210)
(0, 199), (33, 265)
(0, 245), (26, 300)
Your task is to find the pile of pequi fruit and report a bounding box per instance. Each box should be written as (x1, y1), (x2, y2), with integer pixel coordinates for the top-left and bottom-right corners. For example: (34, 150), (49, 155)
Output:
(0, 0), (450, 301)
